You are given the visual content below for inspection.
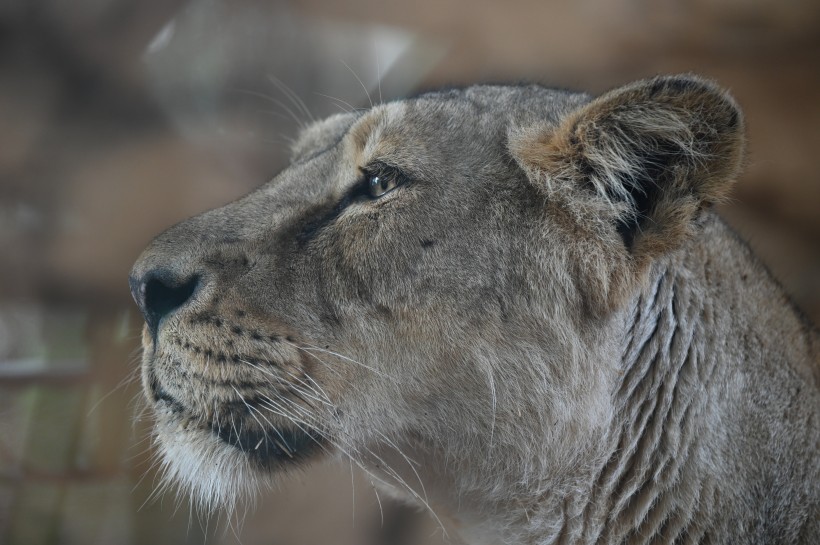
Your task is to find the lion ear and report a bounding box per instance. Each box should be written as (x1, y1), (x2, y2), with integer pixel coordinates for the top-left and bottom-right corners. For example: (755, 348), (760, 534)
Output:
(513, 74), (745, 260)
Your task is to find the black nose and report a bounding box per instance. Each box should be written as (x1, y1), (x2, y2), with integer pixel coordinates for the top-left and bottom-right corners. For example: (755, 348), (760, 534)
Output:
(129, 269), (200, 340)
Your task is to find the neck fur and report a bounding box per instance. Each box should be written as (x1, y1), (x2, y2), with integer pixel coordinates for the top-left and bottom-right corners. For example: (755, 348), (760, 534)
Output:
(503, 263), (719, 545)
(582, 264), (718, 543)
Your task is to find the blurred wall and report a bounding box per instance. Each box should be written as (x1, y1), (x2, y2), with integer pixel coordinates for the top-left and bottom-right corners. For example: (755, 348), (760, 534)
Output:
(1, 1), (818, 544)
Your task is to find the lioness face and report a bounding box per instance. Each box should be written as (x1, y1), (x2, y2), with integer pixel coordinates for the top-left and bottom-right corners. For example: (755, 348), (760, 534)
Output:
(130, 78), (742, 511)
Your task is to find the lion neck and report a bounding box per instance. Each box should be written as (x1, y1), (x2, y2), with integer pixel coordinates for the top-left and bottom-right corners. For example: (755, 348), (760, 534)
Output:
(371, 216), (816, 544)
(367, 256), (715, 545)
(485, 249), (722, 544)
(577, 258), (720, 544)
(509, 216), (815, 544)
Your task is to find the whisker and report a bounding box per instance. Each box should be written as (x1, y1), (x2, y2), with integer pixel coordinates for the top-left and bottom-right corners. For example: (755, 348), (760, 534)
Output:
(291, 341), (396, 382)
(373, 40), (383, 105)
(350, 456), (356, 528)
(331, 431), (449, 540)
(358, 443), (440, 527)
(232, 386), (273, 444)
(485, 361), (498, 451)
(267, 74), (315, 123)
(263, 394), (322, 427)
(280, 368), (334, 407)
(256, 398), (335, 458)
(233, 88), (307, 129)
(313, 92), (357, 114)
(289, 344), (350, 383)
(371, 479), (384, 527)
(237, 389), (296, 458)
(339, 58), (373, 109)
(87, 365), (143, 417)
(373, 430), (428, 502)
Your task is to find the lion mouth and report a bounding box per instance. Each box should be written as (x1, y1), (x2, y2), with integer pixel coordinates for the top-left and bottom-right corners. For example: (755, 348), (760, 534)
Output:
(147, 365), (327, 468)
(211, 418), (326, 468)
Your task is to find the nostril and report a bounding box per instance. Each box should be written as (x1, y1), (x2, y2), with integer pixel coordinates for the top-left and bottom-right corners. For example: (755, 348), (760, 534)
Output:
(145, 274), (199, 322)
(130, 270), (200, 340)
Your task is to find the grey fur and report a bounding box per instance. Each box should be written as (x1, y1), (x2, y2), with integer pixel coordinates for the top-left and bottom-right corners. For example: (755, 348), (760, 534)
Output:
(131, 75), (819, 544)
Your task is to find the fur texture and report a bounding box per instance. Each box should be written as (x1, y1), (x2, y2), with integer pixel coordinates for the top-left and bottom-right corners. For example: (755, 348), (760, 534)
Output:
(131, 74), (819, 544)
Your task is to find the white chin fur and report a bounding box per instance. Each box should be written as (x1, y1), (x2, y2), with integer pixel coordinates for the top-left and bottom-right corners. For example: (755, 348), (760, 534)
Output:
(153, 413), (271, 515)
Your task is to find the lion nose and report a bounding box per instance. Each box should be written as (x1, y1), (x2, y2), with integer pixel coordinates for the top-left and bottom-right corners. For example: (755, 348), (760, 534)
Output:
(129, 268), (200, 340)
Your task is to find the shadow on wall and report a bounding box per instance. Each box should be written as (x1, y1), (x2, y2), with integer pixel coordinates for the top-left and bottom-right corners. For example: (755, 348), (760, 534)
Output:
(0, 1), (818, 544)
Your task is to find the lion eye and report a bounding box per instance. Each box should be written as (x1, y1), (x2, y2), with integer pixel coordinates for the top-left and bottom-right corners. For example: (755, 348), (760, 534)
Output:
(364, 163), (405, 198)
(368, 174), (397, 197)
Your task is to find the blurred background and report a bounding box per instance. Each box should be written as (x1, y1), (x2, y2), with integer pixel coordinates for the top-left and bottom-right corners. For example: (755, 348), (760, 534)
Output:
(0, 1), (818, 544)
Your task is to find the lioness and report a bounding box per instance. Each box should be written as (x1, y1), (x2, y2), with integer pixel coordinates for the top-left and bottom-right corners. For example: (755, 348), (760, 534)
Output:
(130, 74), (819, 544)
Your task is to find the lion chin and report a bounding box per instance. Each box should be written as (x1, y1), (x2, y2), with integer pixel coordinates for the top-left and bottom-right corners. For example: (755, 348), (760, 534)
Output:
(151, 403), (327, 513)
(144, 354), (331, 512)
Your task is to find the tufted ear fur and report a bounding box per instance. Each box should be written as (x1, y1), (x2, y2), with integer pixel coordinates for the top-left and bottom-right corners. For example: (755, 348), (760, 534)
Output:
(290, 112), (356, 164)
(513, 75), (745, 267)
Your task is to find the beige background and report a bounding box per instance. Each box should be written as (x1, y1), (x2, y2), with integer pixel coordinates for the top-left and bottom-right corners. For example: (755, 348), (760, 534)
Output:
(1, 1), (818, 544)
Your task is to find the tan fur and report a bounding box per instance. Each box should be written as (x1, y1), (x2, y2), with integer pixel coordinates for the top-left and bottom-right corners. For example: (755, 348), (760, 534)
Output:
(131, 75), (819, 544)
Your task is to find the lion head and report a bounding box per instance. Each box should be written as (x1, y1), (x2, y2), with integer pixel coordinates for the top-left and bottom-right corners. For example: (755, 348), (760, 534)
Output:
(130, 75), (744, 530)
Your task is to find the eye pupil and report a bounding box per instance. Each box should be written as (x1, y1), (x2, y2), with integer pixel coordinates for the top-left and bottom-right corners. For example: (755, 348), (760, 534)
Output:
(368, 174), (390, 197)
(364, 165), (404, 198)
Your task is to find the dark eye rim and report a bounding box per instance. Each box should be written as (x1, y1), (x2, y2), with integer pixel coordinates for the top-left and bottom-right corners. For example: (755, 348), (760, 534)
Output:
(360, 161), (409, 199)
(294, 161), (411, 247)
